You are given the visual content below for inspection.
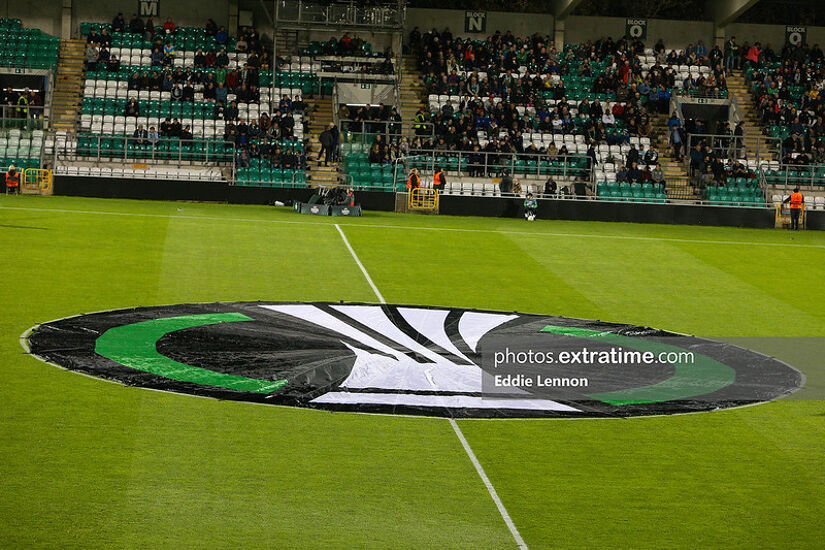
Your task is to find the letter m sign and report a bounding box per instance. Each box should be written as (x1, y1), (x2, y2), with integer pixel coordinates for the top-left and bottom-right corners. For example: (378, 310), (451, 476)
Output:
(139, 0), (159, 17)
(464, 11), (486, 33)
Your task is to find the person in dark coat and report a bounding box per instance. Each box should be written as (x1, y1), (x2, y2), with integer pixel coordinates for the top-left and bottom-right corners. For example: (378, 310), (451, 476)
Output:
(318, 123), (334, 166)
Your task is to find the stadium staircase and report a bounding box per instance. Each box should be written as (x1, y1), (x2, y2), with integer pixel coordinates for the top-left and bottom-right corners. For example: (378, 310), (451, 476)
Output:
(399, 54), (424, 128)
(727, 71), (767, 158)
(649, 113), (696, 201)
(51, 39), (86, 132)
(304, 94), (339, 186)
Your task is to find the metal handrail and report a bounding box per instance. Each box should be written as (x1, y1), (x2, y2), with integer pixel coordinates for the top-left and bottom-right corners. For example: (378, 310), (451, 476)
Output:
(384, 150), (591, 181)
(0, 106), (46, 130)
(275, 0), (405, 30)
(55, 132), (236, 167)
(684, 132), (780, 172)
(759, 162), (825, 193)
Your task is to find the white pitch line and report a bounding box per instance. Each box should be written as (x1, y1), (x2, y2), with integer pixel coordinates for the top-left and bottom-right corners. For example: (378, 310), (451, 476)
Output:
(450, 418), (529, 550)
(2, 203), (825, 250)
(334, 222), (526, 548)
(335, 223), (386, 304)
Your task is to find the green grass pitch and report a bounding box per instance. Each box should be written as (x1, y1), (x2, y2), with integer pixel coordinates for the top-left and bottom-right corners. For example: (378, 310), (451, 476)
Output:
(1, 194), (824, 548)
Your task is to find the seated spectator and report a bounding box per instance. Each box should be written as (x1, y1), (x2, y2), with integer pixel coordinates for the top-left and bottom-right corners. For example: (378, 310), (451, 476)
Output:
(215, 82), (228, 104)
(180, 125), (193, 141)
(225, 101), (239, 121)
(651, 164), (665, 185)
(292, 95), (306, 113)
(160, 117), (172, 136)
(194, 49), (206, 68)
(214, 101), (226, 120)
(203, 82), (216, 101)
(216, 49), (229, 68)
(170, 118), (182, 136)
(279, 95), (292, 112)
(127, 72), (141, 90)
(236, 35), (248, 53)
(216, 27), (228, 46)
(133, 124), (147, 145)
(170, 83), (183, 101)
(627, 161), (642, 183)
(163, 41), (176, 59)
(106, 55), (120, 73)
(99, 29), (112, 48)
(161, 71), (174, 91)
(147, 126), (159, 146)
(181, 82), (195, 102)
(205, 50), (217, 68)
(150, 48), (163, 66)
(124, 98), (140, 117)
(248, 85), (260, 104)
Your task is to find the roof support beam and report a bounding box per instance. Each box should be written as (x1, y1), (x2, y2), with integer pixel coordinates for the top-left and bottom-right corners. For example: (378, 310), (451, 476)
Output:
(551, 0), (584, 20)
(709, 0), (761, 27)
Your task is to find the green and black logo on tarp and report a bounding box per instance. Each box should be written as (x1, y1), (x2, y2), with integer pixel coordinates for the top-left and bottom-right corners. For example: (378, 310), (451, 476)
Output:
(25, 302), (804, 418)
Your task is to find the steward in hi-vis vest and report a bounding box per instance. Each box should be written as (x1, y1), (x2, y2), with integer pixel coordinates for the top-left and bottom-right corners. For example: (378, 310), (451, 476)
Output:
(433, 168), (446, 190)
(407, 168), (421, 190)
(5, 164), (20, 194)
(783, 187), (804, 230)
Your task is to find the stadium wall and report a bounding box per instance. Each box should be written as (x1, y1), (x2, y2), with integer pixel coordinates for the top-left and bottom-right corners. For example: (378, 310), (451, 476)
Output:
(404, 8), (555, 39)
(51, 176), (825, 230)
(71, 0), (231, 36)
(0, 2), (62, 37)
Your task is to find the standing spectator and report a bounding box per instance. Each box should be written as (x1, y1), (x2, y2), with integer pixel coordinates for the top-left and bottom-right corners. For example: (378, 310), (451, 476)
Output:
(144, 17), (155, 41)
(668, 112), (684, 161)
(85, 42), (99, 71)
(746, 42), (761, 68)
(330, 121), (340, 162)
(205, 18), (218, 36)
(318, 123), (334, 166)
(724, 36), (737, 74)
(163, 18), (176, 35)
(112, 13), (125, 33)
(129, 14), (144, 35)
(733, 121), (744, 158)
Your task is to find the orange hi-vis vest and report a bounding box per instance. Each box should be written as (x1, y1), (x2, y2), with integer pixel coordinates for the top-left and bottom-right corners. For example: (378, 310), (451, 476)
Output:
(407, 172), (420, 190)
(790, 192), (803, 209)
(434, 170), (445, 186)
(5, 170), (19, 187)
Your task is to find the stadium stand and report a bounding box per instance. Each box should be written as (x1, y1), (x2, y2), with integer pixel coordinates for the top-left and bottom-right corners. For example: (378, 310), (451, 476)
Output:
(0, 19), (59, 176)
(0, 18), (60, 69)
(61, 19), (313, 186)
(742, 41), (825, 206)
(349, 29), (740, 199)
